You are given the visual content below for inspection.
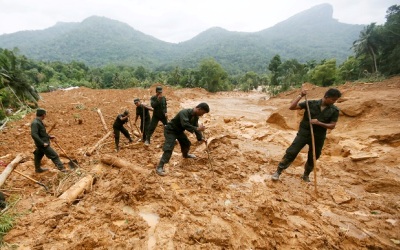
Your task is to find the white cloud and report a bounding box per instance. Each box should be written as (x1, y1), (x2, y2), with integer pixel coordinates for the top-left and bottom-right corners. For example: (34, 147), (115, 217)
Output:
(0, 0), (397, 43)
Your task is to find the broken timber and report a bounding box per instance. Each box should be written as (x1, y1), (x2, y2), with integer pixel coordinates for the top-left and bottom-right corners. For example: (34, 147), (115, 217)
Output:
(0, 153), (24, 187)
(100, 154), (151, 175)
(97, 109), (109, 132)
(86, 131), (112, 156)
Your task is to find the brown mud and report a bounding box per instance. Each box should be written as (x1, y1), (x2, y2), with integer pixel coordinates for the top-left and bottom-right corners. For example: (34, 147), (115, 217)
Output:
(0, 77), (399, 249)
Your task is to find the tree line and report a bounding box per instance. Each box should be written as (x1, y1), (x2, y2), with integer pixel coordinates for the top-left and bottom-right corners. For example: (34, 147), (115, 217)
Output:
(0, 5), (399, 121)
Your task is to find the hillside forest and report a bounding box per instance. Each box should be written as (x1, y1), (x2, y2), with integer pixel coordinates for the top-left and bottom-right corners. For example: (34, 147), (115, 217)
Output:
(0, 5), (399, 122)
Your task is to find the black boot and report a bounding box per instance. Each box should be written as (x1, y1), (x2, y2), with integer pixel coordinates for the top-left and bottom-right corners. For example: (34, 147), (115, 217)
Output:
(301, 163), (313, 182)
(156, 164), (166, 176)
(57, 164), (68, 173)
(301, 174), (310, 182)
(35, 166), (48, 173)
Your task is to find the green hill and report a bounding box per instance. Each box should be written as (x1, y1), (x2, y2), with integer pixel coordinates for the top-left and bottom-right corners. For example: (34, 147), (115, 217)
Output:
(0, 3), (363, 74)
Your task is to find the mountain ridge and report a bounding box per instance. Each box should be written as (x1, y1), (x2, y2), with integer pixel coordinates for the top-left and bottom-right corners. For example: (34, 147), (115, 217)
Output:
(0, 4), (364, 74)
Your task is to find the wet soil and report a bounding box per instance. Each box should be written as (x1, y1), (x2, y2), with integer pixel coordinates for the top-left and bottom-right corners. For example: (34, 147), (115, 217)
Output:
(0, 78), (399, 249)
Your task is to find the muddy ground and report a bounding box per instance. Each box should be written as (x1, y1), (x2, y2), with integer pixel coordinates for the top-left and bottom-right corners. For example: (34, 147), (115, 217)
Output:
(0, 77), (399, 249)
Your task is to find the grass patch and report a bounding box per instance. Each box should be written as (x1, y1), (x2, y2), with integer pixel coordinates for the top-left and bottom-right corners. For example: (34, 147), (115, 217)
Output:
(0, 194), (21, 245)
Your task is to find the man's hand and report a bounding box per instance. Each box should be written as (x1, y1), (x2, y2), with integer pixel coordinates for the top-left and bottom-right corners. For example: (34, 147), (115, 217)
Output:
(49, 135), (56, 140)
(310, 119), (319, 125)
(197, 124), (206, 132)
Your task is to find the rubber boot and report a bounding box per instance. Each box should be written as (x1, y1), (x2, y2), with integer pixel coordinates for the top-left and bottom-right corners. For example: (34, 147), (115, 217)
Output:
(57, 164), (68, 173)
(183, 153), (196, 159)
(272, 167), (283, 181)
(35, 166), (49, 173)
(156, 163), (166, 176)
(301, 163), (312, 182)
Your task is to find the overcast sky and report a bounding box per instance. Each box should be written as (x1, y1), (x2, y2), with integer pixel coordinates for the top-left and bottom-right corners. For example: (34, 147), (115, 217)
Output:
(0, 0), (397, 43)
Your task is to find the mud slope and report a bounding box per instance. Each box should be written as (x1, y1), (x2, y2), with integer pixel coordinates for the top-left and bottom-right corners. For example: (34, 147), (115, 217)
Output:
(1, 78), (399, 249)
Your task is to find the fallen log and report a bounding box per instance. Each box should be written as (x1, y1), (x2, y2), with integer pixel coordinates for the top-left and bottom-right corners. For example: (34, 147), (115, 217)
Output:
(59, 175), (94, 203)
(86, 131), (112, 156)
(100, 154), (151, 175)
(97, 109), (109, 132)
(0, 154), (24, 187)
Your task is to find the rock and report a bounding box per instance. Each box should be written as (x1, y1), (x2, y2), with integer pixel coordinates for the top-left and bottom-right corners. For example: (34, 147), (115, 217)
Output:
(266, 112), (290, 129)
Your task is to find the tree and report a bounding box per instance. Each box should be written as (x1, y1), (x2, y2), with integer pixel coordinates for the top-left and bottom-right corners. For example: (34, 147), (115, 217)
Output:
(0, 49), (39, 108)
(198, 58), (228, 93)
(338, 56), (361, 81)
(268, 55), (282, 86)
(378, 5), (400, 75)
(308, 59), (337, 86)
(352, 23), (379, 73)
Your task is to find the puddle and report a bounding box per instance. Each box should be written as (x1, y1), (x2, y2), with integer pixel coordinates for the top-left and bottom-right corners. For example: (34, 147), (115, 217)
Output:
(139, 210), (160, 250)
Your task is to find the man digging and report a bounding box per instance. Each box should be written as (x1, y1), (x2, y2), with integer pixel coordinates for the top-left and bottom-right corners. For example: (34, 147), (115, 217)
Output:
(272, 88), (342, 182)
(31, 108), (67, 173)
(155, 103), (209, 176)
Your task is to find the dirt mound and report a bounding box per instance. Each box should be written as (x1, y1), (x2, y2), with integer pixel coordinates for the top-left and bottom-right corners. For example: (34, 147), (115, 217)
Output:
(1, 77), (400, 249)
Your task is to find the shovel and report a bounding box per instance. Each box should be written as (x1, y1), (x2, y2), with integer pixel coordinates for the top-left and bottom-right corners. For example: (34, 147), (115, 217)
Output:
(53, 141), (80, 169)
(13, 169), (49, 192)
(134, 123), (142, 137)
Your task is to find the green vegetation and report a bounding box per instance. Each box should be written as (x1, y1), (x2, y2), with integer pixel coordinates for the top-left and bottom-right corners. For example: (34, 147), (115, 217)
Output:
(0, 195), (21, 244)
(1, 5), (399, 122)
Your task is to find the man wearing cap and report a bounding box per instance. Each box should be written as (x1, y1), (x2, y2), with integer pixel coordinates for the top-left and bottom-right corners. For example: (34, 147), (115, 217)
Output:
(145, 86), (168, 145)
(113, 110), (133, 152)
(134, 98), (153, 142)
(155, 102), (210, 176)
(31, 108), (67, 173)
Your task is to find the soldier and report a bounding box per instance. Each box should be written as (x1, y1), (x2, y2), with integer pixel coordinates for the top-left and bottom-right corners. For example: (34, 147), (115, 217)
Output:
(31, 108), (67, 173)
(156, 102), (209, 176)
(145, 86), (168, 145)
(113, 110), (133, 152)
(272, 88), (342, 182)
(134, 98), (153, 142)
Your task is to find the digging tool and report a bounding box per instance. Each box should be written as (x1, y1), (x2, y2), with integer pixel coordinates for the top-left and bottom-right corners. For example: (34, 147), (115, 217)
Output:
(128, 116), (136, 138)
(53, 141), (80, 169)
(47, 122), (57, 134)
(134, 123), (142, 137)
(202, 132), (214, 176)
(304, 92), (318, 196)
(13, 169), (49, 192)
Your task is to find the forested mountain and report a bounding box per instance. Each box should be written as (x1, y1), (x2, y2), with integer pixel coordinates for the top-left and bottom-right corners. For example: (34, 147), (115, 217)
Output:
(0, 3), (363, 74)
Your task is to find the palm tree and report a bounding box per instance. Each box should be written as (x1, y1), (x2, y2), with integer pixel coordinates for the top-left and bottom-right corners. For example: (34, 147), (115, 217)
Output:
(0, 49), (39, 108)
(352, 23), (379, 73)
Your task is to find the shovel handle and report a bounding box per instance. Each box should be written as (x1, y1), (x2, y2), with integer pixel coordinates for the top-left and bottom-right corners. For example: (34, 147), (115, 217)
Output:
(13, 169), (49, 191)
(53, 141), (80, 168)
(53, 141), (68, 157)
(134, 123), (142, 136)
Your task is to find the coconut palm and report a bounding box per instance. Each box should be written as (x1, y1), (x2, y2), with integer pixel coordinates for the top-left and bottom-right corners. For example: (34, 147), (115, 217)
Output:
(352, 23), (379, 73)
